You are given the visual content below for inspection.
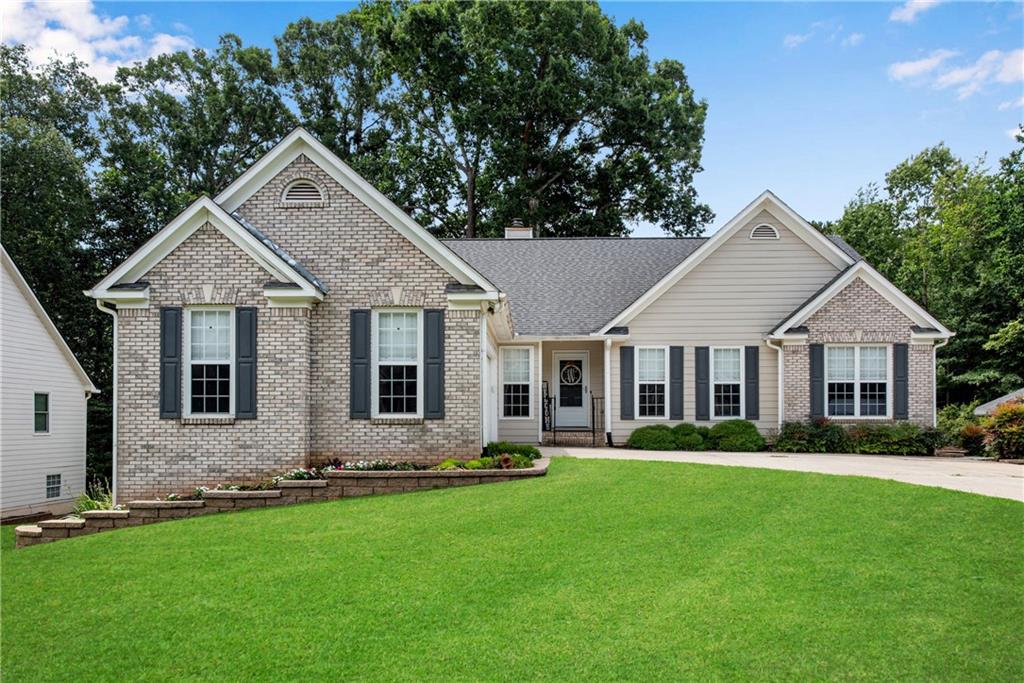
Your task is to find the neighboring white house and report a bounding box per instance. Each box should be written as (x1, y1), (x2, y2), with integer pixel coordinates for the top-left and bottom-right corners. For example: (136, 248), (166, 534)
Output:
(1, 246), (97, 520)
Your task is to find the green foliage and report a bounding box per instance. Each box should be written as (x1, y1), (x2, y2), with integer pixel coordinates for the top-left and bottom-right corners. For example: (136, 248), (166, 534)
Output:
(486, 442), (541, 460)
(960, 424), (987, 457)
(845, 423), (942, 456)
(775, 420), (853, 453)
(627, 424), (678, 450)
(696, 426), (711, 441)
(936, 403), (981, 448)
(463, 459), (483, 470)
(985, 399), (1024, 460)
(707, 420), (765, 452)
(675, 433), (705, 451)
(71, 480), (114, 514)
(831, 139), (1024, 403)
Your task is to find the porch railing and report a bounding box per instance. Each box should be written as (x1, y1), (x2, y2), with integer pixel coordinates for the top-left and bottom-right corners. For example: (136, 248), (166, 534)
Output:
(542, 384), (605, 447)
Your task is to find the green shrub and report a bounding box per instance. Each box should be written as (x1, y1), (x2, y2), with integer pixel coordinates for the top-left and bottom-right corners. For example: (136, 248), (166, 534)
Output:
(479, 457), (495, 469)
(937, 403), (981, 448)
(675, 433), (705, 451)
(464, 459), (483, 470)
(486, 442), (541, 460)
(959, 424), (987, 456)
(510, 454), (533, 469)
(433, 458), (463, 471)
(985, 399), (1024, 460)
(696, 426), (711, 441)
(774, 419), (852, 453)
(627, 424), (678, 450)
(846, 423), (938, 456)
(707, 420), (765, 452)
(72, 479), (114, 514)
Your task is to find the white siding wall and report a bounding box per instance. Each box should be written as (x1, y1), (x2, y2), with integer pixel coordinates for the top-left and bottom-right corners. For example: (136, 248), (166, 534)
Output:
(1, 261), (88, 517)
(609, 209), (842, 443)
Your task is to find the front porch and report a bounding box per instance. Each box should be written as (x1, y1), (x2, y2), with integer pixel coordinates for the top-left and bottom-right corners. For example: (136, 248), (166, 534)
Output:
(539, 341), (608, 446)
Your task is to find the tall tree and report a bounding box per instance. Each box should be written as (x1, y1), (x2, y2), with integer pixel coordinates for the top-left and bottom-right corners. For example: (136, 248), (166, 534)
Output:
(96, 34), (296, 270)
(379, 0), (710, 237)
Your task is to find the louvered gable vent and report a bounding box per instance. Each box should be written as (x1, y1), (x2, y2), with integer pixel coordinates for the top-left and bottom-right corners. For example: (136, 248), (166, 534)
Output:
(282, 179), (324, 203)
(749, 224), (779, 240)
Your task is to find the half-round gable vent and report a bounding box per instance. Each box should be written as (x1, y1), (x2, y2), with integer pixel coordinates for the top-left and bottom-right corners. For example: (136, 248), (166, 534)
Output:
(749, 223), (780, 240)
(282, 179), (324, 203)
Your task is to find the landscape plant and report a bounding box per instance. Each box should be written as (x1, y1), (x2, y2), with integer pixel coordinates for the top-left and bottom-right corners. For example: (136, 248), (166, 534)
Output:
(707, 420), (766, 452)
(486, 442), (541, 460)
(984, 399), (1024, 459)
(626, 424), (679, 450)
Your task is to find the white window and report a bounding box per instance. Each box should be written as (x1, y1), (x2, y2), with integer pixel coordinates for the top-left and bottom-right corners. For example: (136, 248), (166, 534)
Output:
(46, 473), (61, 499)
(34, 392), (49, 433)
(185, 308), (234, 416)
(372, 309), (422, 417)
(501, 347), (533, 418)
(826, 345), (889, 418)
(635, 347), (668, 418)
(712, 347), (743, 418)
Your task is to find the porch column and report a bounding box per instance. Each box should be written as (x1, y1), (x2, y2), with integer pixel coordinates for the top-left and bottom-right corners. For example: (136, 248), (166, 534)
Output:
(536, 339), (543, 444)
(604, 338), (612, 445)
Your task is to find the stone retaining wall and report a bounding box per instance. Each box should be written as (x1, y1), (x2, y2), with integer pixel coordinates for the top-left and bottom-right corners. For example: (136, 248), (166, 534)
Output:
(14, 459), (549, 549)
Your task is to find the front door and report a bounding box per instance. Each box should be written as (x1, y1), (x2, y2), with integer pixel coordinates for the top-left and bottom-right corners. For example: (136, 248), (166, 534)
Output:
(552, 352), (589, 428)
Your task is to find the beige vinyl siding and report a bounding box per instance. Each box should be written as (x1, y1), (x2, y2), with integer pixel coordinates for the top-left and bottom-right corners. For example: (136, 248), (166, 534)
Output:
(610, 209), (842, 442)
(1, 259), (88, 518)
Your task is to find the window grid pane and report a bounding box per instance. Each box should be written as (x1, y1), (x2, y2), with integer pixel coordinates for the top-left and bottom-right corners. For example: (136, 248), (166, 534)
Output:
(34, 393), (49, 432)
(46, 474), (61, 499)
(378, 312), (418, 362)
(379, 364), (417, 414)
(860, 382), (887, 416)
(826, 347), (855, 381)
(859, 347), (887, 381)
(191, 310), (231, 362)
(191, 364), (231, 414)
(714, 384), (741, 417)
(638, 348), (666, 382)
(713, 348), (741, 382)
(638, 383), (665, 417)
(503, 383), (530, 417)
(828, 382), (855, 416)
(502, 349), (530, 383)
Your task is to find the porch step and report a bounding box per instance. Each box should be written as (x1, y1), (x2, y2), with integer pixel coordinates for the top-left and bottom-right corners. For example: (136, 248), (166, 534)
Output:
(543, 431), (602, 447)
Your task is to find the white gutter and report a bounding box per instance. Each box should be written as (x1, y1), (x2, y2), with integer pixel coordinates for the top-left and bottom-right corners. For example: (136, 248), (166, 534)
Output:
(932, 338), (949, 427)
(765, 338), (785, 425)
(604, 338), (612, 445)
(95, 300), (118, 505)
(479, 312), (487, 450)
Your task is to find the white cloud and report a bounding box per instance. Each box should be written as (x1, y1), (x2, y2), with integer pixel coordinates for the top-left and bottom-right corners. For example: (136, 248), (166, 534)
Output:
(783, 33), (811, 49)
(171, 22), (191, 34)
(888, 49), (958, 81)
(890, 0), (945, 24)
(997, 96), (1024, 111)
(0, 1), (194, 82)
(842, 33), (865, 48)
(997, 48), (1024, 83)
(932, 49), (1024, 99)
(1008, 125), (1023, 140)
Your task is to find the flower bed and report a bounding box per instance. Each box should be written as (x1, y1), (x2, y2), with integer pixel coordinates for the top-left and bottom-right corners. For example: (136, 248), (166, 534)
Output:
(14, 458), (549, 549)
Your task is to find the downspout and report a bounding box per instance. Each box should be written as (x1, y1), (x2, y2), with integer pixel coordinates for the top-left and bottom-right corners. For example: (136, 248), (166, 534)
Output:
(604, 338), (612, 446)
(479, 308), (487, 453)
(95, 300), (118, 505)
(932, 338), (949, 428)
(766, 338), (785, 426)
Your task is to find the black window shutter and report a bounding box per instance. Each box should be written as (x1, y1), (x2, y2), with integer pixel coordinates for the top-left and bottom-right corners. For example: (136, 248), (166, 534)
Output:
(424, 309), (445, 419)
(620, 346), (634, 420)
(810, 344), (825, 419)
(669, 346), (684, 420)
(350, 309), (371, 419)
(235, 307), (257, 419)
(894, 343), (909, 420)
(744, 346), (759, 421)
(695, 347), (710, 421)
(159, 307), (182, 418)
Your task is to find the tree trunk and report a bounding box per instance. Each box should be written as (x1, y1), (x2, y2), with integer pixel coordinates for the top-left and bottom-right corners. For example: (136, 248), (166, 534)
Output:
(465, 171), (477, 238)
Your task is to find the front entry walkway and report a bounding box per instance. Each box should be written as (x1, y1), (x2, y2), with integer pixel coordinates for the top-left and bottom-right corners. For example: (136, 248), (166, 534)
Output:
(540, 447), (1024, 502)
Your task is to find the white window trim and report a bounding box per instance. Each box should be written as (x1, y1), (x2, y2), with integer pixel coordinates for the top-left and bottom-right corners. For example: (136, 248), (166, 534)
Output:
(33, 391), (50, 435)
(710, 346), (745, 420)
(499, 345), (534, 420)
(371, 308), (424, 419)
(825, 344), (891, 419)
(183, 307), (236, 418)
(634, 345), (669, 420)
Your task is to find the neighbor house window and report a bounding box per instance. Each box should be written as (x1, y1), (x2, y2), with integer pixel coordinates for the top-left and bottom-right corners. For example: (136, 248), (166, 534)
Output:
(33, 393), (49, 433)
(373, 309), (422, 416)
(712, 347), (743, 418)
(186, 309), (233, 415)
(826, 345), (889, 418)
(636, 347), (667, 418)
(501, 347), (532, 418)
(46, 474), (61, 499)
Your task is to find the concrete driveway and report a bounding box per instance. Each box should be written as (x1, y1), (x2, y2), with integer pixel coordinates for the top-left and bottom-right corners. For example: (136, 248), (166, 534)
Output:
(540, 447), (1024, 502)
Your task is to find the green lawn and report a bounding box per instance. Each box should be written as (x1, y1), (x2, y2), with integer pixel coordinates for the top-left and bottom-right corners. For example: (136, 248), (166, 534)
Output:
(2, 458), (1022, 681)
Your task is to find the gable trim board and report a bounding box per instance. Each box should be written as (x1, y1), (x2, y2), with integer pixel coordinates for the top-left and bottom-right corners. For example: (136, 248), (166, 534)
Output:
(214, 127), (498, 294)
(595, 191), (856, 335)
(86, 197), (323, 307)
(2, 246), (98, 394)
(768, 260), (953, 339)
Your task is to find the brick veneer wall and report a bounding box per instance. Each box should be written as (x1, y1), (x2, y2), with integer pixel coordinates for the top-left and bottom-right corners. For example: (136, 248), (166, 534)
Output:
(237, 155), (481, 463)
(782, 277), (935, 426)
(116, 223), (312, 500)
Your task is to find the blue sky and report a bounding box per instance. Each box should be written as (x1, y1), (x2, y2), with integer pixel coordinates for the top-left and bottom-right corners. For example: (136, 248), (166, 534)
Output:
(3, 1), (1022, 235)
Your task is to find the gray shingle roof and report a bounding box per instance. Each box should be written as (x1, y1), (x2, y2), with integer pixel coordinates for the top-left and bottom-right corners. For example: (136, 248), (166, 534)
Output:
(230, 211), (329, 293)
(826, 233), (862, 261)
(443, 237), (706, 336)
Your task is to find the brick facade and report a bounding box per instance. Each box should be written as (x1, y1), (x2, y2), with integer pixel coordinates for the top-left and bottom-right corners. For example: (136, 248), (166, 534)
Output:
(782, 278), (934, 426)
(115, 156), (482, 498)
